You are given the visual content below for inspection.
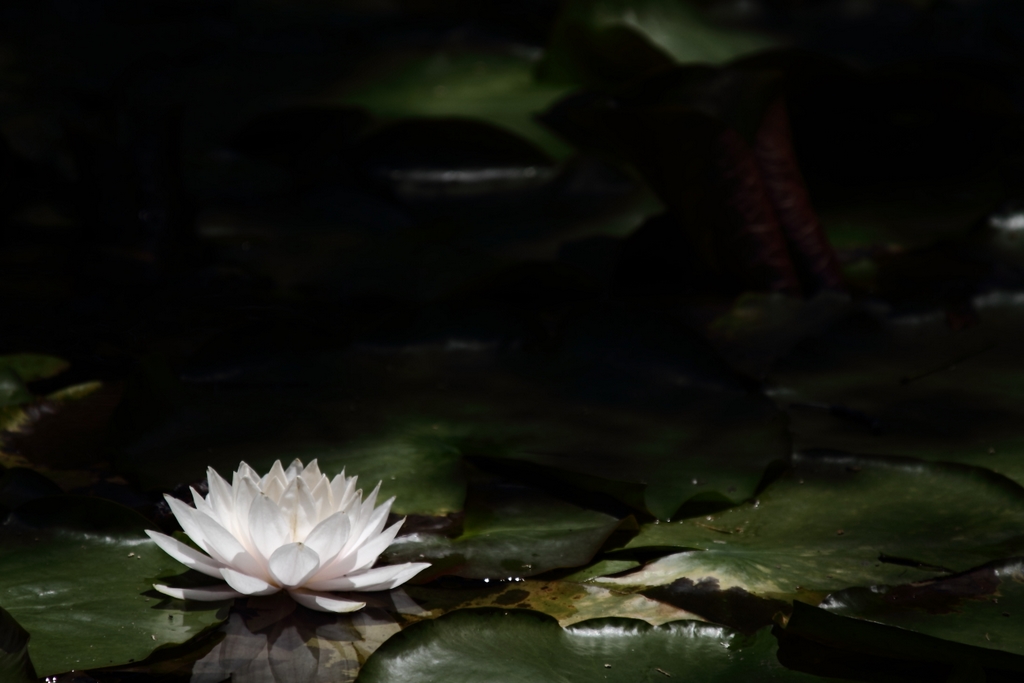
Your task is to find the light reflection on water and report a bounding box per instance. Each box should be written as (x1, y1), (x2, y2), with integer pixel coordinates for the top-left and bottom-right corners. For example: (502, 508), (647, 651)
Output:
(191, 591), (425, 683)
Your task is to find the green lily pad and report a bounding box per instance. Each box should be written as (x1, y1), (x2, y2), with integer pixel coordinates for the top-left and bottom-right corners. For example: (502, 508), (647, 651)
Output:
(0, 354), (69, 385)
(0, 496), (227, 676)
(770, 298), (1024, 487)
(541, 0), (780, 87)
(359, 609), (820, 683)
(384, 480), (620, 579)
(600, 452), (1024, 598)
(821, 559), (1024, 657)
(334, 50), (574, 159)
(781, 599), (1024, 680)
(0, 607), (34, 683)
(0, 370), (30, 409)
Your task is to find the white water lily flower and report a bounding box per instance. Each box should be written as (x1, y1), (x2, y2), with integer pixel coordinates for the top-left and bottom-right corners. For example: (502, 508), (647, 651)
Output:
(146, 459), (430, 613)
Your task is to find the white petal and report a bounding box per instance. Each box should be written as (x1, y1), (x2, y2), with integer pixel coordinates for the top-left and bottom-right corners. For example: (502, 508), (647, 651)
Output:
(347, 519), (404, 573)
(248, 494), (291, 560)
(236, 461), (260, 482)
(305, 562), (429, 592)
(300, 459), (322, 486)
(303, 511), (350, 562)
(268, 543), (321, 587)
(164, 495), (217, 556)
(191, 487), (213, 516)
(187, 505), (267, 578)
(284, 458), (304, 481)
(262, 461), (288, 501)
(331, 472), (358, 511)
(309, 477), (333, 519)
(206, 467), (236, 529)
(232, 475), (261, 555)
(293, 478), (319, 539)
(220, 567), (280, 596)
(328, 519), (403, 577)
(288, 588), (365, 613)
(145, 530), (224, 578)
(153, 583), (244, 601)
(353, 496), (394, 549)
(360, 481), (382, 517)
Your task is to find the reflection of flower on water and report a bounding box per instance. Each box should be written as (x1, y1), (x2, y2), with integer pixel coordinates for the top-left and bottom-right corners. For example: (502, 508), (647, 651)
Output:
(147, 459), (430, 612)
(191, 591), (427, 683)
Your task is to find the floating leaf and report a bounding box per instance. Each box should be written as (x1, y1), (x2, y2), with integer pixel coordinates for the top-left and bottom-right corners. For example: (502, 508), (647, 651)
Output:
(821, 558), (1024, 657)
(780, 599), (1024, 680)
(0, 607), (34, 683)
(770, 297), (1024, 487)
(384, 480), (620, 579)
(602, 453), (1024, 598)
(0, 497), (227, 676)
(541, 0), (780, 87)
(406, 578), (698, 627)
(334, 50), (573, 159)
(0, 354), (69, 385)
(359, 609), (818, 683)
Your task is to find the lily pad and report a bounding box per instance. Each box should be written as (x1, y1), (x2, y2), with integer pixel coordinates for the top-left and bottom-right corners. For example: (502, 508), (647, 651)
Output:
(334, 50), (574, 159)
(781, 599), (1024, 680)
(0, 607), (34, 683)
(541, 0), (781, 87)
(358, 609), (820, 682)
(0, 354), (69, 385)
(384, 480), (620, 579)
(821, 558), (1024, 658)
(0, 496), (227, 676)
(600, 452), (1024, 598)
(769, 297), (1024, 487)
(405, 578), (698, 627)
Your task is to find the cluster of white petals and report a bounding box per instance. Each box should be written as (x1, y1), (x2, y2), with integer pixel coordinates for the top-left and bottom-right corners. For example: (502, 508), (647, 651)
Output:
(146, 459), (429, 613)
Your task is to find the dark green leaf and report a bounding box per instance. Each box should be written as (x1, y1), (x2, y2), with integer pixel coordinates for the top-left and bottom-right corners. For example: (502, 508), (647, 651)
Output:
(0, 497), (227, 676)
(606, 453), (1024, 598)
(0, 607), (34, 683)
(782, 600), (1024, 678)
(822, 559), (1024, 657)
(0, 354), (69, 385)
(358, 609), (820, 682)
(384, 480), (620, 579)
(771, 299), (1024, 487)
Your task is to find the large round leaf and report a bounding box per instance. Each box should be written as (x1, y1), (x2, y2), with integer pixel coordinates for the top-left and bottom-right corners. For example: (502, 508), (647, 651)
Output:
(334, 50), (574, 159)
(821, 558), (1024, 657)
(0, 607), (33, 683)
(769, 298), (1024, 486)
(384, 480), (620, 579)
(358, 609), (820, 682)
(0, 497), (227, 676)
(601, 452), (1024, 598)
(0, 354), (69, 385)
(780, 599), (1024, 680)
